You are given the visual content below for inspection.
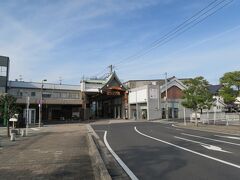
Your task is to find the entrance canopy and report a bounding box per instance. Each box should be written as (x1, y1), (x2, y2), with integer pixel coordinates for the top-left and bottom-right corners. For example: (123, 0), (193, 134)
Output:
(80, 72), (127, 119)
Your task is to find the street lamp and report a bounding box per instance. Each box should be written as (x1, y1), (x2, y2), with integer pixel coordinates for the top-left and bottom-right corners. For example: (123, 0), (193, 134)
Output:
(39, 79), (47, 128)
(165, 72), (168, 121)
(135, 90), (138, 120)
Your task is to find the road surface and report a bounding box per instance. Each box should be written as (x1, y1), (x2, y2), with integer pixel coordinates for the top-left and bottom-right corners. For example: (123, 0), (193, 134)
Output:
(92, 122), (240, 180)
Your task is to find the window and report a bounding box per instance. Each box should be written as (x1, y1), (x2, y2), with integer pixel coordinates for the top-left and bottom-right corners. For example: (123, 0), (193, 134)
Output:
(17, 91), (23, 97)
(42, 93), (51, 98)
(174, 108), (178, 118)
(61, 92), (68, 98)
(0, 66), (7, 77)
(31, 92), (36, 97)
(52, 92), (60, 98)
(70, 93), (79, 99)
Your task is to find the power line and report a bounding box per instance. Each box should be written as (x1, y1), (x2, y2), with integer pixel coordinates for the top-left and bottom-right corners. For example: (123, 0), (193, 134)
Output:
(91, 0), (233, 78)
(114, 0), (233, 69)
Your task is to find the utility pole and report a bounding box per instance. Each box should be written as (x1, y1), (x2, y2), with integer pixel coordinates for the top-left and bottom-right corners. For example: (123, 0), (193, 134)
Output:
(39, 79), (47, 128)
(59, 77), (62, 85)
(165, 72), (168, 121)
(26, 96), (30, 135)
(136, 90), (138, 120)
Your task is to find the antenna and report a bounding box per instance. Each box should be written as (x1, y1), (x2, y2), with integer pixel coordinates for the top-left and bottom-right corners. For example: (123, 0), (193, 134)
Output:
(108, 65), (114, 74)
(59, 77), (62, 85)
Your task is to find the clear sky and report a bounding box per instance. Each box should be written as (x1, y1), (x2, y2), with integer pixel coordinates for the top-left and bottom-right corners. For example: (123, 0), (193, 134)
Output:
(0, 0), (239, 84)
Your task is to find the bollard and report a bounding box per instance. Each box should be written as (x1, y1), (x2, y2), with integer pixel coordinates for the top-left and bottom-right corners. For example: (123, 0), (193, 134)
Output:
(10, 133), (16, 141)
(21, 129), (26, 137)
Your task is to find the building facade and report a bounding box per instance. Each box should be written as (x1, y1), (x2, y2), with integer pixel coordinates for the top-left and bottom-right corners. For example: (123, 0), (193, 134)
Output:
(80, 72), (127, 120)
(127, 77), (192, 120)
(8, 81), (83, 124)
(0, 56), (10, 94)
(6, 71), (127, 124)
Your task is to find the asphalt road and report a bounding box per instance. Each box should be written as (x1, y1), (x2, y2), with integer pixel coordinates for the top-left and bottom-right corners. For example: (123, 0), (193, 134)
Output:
(92, 122), (240, 180)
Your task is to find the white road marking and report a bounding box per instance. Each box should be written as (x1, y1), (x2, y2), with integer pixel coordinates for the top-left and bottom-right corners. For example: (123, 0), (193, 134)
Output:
(134, 126), (240, 169)
(215, 135), (240, 140)
(182, 133), (240, 146)
(104, 131), (138, 180)
(174, 136), (231, 153)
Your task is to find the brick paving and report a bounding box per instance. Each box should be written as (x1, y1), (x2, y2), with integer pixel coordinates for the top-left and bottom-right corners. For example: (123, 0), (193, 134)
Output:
(0, 124), (94, 180)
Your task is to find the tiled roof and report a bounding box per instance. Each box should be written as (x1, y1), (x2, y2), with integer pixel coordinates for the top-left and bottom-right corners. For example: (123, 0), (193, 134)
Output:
(208, 85), (223, 94)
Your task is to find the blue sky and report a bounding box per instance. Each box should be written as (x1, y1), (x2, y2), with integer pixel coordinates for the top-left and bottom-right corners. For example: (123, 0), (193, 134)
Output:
(0, 0), (239, 84)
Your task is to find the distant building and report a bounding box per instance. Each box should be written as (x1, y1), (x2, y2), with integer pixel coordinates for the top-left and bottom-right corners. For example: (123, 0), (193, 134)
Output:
(126, 77), (192, 120)
(80, 72), (127, 120)
(208, 85), (226, 112)
(8, 80), (82, 124)
(0, 56), (10, 94)
(7, 71), (127, 124)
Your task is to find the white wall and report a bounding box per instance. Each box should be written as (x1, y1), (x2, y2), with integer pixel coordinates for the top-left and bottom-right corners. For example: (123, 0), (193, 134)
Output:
(129, 88), (147, 103)
(147, 85), (161, 120)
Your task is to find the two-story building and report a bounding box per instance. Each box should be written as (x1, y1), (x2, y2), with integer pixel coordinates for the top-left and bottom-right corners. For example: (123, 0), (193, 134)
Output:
(5, 71), (127, 124)
(125, 77), (192, 120)
(8, 81), (83, 124)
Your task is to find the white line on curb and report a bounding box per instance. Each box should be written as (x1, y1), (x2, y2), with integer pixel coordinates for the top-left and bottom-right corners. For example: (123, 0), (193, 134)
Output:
(104, 131), (139, 180)
(134, 126), (240, 169)
(181, 133), (240, 146)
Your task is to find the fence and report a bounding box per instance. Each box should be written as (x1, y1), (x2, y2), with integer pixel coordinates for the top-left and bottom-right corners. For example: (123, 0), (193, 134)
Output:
(199, 112), (240, 125)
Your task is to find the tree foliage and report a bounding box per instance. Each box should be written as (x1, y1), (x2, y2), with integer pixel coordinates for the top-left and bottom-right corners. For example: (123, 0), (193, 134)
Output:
(181, 76), (212, 125)
(0, 94), (19, 121)
(220, 71), (240, 104)
(0, 94), (19, 136)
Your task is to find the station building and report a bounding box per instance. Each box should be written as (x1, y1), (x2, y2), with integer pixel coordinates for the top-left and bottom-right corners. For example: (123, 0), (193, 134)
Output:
(6, 71), (127, 124)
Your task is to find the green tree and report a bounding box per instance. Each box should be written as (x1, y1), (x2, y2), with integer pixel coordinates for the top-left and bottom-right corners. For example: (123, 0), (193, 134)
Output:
(181, 76), (212, 126)
(220, 71), (240, 104)
(0, 94), (19, 137)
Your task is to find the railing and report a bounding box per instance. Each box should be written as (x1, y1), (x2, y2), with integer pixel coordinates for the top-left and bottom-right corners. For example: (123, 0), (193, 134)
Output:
(199, 112), (240, 125)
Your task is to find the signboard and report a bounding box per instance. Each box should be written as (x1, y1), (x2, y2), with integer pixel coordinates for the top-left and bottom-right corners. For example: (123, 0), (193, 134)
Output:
(106, 90), (121, 96)
(9, 118), (18, 122)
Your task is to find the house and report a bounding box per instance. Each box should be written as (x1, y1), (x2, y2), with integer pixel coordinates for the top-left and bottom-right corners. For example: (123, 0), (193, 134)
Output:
(208, 85), (226, 112)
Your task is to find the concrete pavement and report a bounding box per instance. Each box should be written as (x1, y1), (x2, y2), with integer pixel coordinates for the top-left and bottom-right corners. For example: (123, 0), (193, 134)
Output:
(0, 124), (94, 180)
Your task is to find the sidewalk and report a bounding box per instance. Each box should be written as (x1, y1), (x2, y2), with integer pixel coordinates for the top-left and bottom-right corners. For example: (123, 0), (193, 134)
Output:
(0, 124), (94, 180)
(175, 122), (240, 135)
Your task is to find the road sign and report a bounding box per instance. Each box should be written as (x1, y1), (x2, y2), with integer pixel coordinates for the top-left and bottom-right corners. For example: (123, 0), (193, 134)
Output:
(9, 118), (18, 122)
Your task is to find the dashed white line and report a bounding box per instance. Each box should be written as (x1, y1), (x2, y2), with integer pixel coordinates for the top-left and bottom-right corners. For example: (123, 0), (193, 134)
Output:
(181, 133), (240, 146)
(215, 135), (240, 140)
(104, 131), (139, 180)
(134, 126), (240, 169)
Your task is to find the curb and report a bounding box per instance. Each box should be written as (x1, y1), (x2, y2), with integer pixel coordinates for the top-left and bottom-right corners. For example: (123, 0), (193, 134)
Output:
(86, 125), (112, 180)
